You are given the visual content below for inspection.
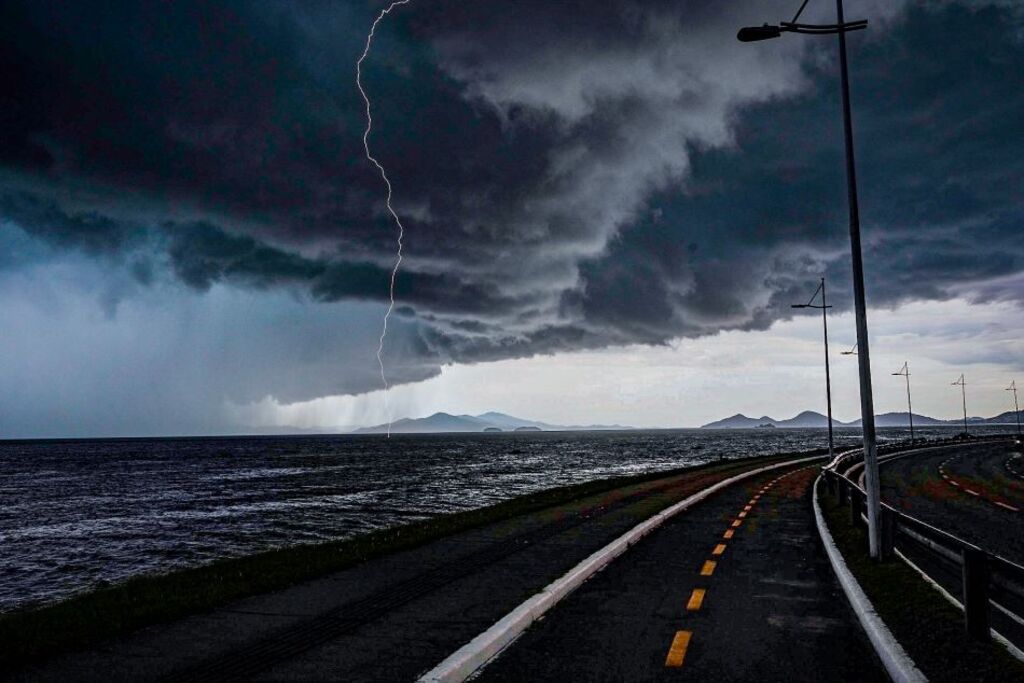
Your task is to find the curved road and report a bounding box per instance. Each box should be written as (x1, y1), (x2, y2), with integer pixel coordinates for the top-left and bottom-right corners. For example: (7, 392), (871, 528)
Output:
(878, 439), (1024, 655)
(477, 465), (885, 681)
(7, 457), (833, 682)
(880, 440), (1024, 565)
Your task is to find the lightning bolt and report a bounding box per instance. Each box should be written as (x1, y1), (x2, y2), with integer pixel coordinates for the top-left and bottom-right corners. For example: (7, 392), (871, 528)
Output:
(357, 0), (413, 438)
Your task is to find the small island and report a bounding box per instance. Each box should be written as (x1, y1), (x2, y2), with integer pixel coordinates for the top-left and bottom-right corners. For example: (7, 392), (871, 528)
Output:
(483, 427), (503, 432)
(514, 426), (542, 432)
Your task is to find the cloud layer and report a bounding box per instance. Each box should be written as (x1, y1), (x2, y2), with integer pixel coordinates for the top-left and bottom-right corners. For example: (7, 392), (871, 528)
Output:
(1, 1), (1022, 427)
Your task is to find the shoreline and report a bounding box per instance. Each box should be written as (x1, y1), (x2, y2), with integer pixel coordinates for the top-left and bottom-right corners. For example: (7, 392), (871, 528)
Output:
(0, 447), (824, 673)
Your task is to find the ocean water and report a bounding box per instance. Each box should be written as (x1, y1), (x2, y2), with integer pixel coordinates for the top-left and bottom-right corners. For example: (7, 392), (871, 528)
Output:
(0, 426), (1006, 613)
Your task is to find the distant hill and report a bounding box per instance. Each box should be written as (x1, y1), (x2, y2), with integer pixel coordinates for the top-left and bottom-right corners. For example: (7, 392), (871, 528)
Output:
(701, 411), (847, 429)
(847, 412), (948, 427)
(976, 411), (1023, 425)
(774, 411), (848, 428)
(704, 409), (1021, 429)
(353, 411), (632, 434)
(700, 414), (779, 429)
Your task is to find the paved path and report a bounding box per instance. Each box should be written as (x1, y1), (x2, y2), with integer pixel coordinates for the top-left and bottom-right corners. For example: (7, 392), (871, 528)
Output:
(478, 465), (885, 682)
(7, 459), (795, 682)
(878, 439), (1024, 653)
(880, 440), (1024, 565)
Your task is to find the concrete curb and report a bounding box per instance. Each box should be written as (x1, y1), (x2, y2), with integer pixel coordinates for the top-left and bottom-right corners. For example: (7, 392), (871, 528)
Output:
(812, 474), (928, 683)
(417, 454), (823, 683)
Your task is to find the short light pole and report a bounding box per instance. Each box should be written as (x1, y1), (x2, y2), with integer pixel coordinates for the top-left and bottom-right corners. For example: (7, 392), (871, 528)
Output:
(892, 362), (914, 443)
(738, 0), (883, 559)
(1007, 381), (1021, 437)
(792, 277), (835, 460)
(952, 374), (968, 434)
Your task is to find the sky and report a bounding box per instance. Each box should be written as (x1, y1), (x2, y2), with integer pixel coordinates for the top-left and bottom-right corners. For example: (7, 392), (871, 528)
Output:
(1, 1), (1022, 437)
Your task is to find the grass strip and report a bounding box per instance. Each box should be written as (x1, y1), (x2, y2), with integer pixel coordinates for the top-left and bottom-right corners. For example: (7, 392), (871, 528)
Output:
(820, 482), (1024, 682)
(1, 449), (816, 671)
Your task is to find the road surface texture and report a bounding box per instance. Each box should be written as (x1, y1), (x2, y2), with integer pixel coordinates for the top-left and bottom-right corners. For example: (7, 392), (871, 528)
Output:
(880, 440), (1024, 566)
(7, 458), (813, 683)
(478, 465), (886, 682)
(878, 439), (1024, 652)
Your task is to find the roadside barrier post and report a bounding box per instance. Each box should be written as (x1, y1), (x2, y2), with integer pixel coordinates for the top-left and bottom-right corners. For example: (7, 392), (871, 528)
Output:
(879, 508), (895, 560)
(825, 471), (836, 496)
(961, 547), (990, 640)
(850, 490), (863, 526)
(838, 479), (849, 506)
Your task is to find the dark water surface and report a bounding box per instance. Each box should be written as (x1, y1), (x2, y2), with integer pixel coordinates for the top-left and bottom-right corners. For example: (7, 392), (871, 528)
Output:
(0, 426), (1004, 612)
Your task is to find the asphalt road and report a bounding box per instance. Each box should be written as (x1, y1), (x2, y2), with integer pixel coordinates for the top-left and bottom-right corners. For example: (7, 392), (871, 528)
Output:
(879, 440), (1024, 565)
(878, 439), (1024, 653)
(477, 465), (886, 682)
(8, 459), (805, 682)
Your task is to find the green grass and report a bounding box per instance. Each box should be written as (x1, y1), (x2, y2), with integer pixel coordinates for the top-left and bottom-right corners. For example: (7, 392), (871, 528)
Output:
(820, 482), (1024, 682)
(0, 449), (815, 671)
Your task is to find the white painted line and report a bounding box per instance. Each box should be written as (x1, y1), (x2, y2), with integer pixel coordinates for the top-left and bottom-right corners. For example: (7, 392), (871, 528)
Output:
(418, 456), (823, 683)
(949, 480), (961, 487)
(813, 476), (927, 683)
(994, 501), (1020, 512)
(965, 489), (980, 496)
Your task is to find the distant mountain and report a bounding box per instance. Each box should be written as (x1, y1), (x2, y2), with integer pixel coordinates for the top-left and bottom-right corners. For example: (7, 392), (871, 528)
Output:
(773, 411), (849, 428)
(701, 411), (847, 429)
(704, 409), (1022, 429)
(974, 411), (1023, 425)
(474, 411), (553, 430)
(848, 412), (948, 427)
(700, 414), (778, 429)
(353, 411), (632, 434)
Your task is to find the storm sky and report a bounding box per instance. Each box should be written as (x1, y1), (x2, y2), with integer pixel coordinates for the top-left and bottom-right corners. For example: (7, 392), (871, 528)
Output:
(1, 1), (1022, 437)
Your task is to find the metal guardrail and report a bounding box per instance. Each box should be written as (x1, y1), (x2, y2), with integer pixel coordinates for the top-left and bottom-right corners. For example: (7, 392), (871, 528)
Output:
(821, 435), (1024, 641)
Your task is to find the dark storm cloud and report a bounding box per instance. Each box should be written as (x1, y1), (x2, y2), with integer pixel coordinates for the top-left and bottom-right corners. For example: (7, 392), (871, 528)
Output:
(1, 0), (1022, 400)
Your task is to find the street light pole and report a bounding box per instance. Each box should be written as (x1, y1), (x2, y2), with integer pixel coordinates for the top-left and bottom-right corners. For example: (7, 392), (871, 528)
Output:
(892, 362), (914, 443)
(952, 374), (968, 434)
(791, 278), (835, 460)
(835, 0), (882, 561)
(1007, 381), (1021, 437)
(737, 0), (881, 558)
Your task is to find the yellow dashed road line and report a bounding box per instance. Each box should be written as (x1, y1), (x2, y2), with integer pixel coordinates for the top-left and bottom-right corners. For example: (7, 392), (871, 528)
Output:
(665, 631), (692, 667)
(686, 588), (706, 612)
(664, 466), (804, 669)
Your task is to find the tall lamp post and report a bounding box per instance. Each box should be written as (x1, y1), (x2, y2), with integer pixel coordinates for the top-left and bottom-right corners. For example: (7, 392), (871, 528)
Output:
(738, 1), (884, 558)
(952, 374), (968, 434)
(1007, 380), (1021, 437)
(892, 362), (914, 443)
(792, 277), (835, 461)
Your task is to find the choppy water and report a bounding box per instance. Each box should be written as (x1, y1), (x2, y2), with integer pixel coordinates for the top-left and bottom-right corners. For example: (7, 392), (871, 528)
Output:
(0, 426), (1008, 612)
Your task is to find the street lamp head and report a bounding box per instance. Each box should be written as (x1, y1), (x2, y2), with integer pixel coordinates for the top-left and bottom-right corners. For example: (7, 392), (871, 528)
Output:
(737, 24), (782, 42)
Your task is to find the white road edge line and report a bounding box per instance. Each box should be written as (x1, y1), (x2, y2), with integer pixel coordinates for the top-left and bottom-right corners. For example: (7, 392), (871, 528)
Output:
(417, 455), (822, 683)
(812, 475), (928, 683)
